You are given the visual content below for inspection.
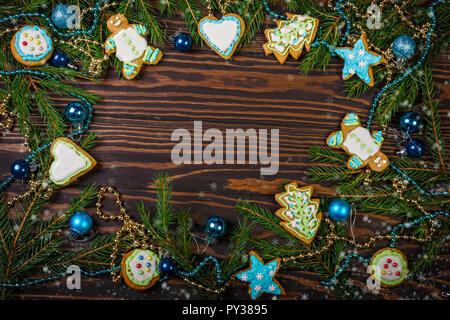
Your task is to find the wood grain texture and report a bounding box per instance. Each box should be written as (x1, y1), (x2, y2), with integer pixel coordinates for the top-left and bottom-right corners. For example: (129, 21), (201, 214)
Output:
(1, 12), (449, 300)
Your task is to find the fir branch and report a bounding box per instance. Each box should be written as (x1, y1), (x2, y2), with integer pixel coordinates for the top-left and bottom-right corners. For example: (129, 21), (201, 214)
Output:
(420, 66), (447, 169)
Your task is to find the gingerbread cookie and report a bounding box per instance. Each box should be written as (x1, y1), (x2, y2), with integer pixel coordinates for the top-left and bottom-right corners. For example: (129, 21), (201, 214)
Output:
(49, 137), (97, 186)
(121, 249), (160, 290)
(235, 251), (285, 300)
(105, 14), (163, 80)
(327, 113), (389, 172)
(10, 25), (54, 66)
(198, 13), (245, 60)
(334, 34), (385, 87)
(263, 13), (319, 64)
(369, 248), (408, 287)
(275, 182), (322, 244)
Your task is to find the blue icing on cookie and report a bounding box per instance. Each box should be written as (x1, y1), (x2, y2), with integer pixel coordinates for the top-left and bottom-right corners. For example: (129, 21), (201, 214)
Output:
(14, 26), (53, 61)
(334, 37), (382, 85)
(123, 62), (138, 77)
(327, 131), (343, 147)
(348, 155), (363, 169)
(372, 131), (383, 145)
(134, 24), (147, 35)
(343, 113), (360, 126)
(106, 38), (116, 50)
(236, 253), (283, 299)
(199, 15), (242, 57)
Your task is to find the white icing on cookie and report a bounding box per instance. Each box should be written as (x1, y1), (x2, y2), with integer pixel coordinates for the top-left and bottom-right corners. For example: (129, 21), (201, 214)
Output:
(49, 140), (89, 184)
(375, 255), (404, 281)
(343, 127), (380, 161)
(128, 250), (158, 282)
(18, 28), (49, 57)
(201, 19), (239, 53)
(112, 27), (147, 62)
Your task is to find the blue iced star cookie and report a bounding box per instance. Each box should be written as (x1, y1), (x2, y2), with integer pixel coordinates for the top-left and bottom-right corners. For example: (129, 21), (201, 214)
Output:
(334, 34), (384, 87)
(236, 251), (285, 299)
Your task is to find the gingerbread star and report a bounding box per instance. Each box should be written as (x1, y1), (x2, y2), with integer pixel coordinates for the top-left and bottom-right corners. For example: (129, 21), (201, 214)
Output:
(334, 34), (385, 87)
(235, 251), (285, 300)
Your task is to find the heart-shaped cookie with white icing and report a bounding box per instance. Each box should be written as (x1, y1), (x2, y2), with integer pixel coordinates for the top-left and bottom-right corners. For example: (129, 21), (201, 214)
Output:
(49, 137), (97, 186)
(198, 13), (245, 60)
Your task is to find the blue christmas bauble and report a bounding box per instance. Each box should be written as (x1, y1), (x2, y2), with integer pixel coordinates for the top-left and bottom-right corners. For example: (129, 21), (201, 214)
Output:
(52, 5), (76, 29)
(406, 139), (426, 158)
(205, 216), (227, 239)
(65, 101), (88, 123)
(392, 35), (416, 59)
(400, 111), (421, 133)
(328, 199), (351, 221)
(10, 160), (30, 179)
(50, 51), (70, 68)
(173, 33), (193, 52)
(69, 212), (93, 236)
(159, 256), (177, 277)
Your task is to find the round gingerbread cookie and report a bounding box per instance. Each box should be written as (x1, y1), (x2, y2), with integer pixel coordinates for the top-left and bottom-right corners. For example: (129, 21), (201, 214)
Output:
(121, 249), (160, 290)
(10, 25), (54, 66)
(369, 248), (408, 287)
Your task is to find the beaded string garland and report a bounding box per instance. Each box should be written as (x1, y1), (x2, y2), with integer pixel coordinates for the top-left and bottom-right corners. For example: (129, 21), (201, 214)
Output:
(261, 0), (447, 196)
(95, 186), (230, 294)
(0, 1), (118, 195)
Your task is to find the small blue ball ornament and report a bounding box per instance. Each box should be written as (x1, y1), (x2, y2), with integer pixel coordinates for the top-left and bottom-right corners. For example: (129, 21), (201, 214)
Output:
(50, 51), (70, 68)
(406, 139), (426, 158)
(10, 160), (30, 179)
(159, 257), (177, 277)
(69, 212), (93, 236)
(399, 111), (421, 133)
(173, 33), (193, 52)
(392, 35), (416, 59)
(52, 4), (77, 29)
(205, 216), (227, 239)
(328, 199), (351, 221)
(65, 101), (88, 123)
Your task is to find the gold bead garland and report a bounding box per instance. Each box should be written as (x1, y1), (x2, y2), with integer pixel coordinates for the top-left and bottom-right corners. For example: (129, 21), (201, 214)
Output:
(0, 94), (14, 131)
(95, 185), (233, 293)
(6, 179), (54, 208)
(93, 178), (441, 295)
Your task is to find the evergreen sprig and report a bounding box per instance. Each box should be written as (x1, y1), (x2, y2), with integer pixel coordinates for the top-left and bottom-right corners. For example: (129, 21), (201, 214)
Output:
(138, 173), (250, 298)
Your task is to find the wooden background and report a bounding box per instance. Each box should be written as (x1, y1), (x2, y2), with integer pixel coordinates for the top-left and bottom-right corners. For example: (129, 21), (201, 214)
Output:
(1, 8), (449, 300)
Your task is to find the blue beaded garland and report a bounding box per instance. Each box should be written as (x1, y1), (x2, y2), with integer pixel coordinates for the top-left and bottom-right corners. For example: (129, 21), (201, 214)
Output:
(10, 160), (30, 179)
(65, 101), (88, 123)
(50, 51), (70, 68)
(51, 4), (77, 29)
(406, 139), (426, 158)
(173, 33), (193, 52)
(392, 35), (416, 59)
(328, 199), (351, 221)
(159, 257), (177, 277)
(399, 111), (421, 133)
(205, 216), (227, 239)
(69, 212), (93, 236)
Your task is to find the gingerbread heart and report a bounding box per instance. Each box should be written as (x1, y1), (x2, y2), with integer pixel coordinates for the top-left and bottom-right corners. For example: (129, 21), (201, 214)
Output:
(198, 13), (245, 60)
(49, 138), (97, 186)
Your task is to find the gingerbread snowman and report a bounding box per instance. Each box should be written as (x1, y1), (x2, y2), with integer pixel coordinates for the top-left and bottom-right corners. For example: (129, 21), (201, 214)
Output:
(104, 14), (163, 80)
